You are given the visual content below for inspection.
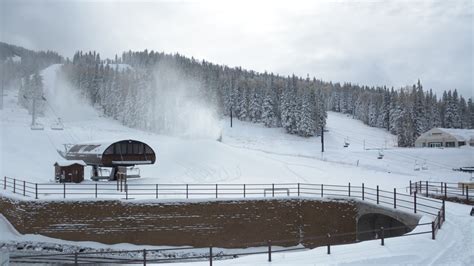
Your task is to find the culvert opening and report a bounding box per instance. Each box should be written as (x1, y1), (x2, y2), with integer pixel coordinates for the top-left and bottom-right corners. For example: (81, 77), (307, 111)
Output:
(356, 213), (412, 241)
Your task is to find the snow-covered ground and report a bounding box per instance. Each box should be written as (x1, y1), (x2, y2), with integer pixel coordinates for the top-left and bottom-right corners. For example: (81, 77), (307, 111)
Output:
(1, 64), (473, 264)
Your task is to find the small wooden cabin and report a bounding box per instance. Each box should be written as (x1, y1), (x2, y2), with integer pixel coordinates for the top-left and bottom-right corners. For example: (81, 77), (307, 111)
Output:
(54, 161), (86, 183)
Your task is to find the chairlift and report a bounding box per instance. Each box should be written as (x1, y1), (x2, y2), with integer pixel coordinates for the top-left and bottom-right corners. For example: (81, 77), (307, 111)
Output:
(30, 122), (44, 130)
(90, 167), (111, 181)
(343, 137), (350, 148)
(127, 166), (141, 179)
(421, 160), (428, 170)
(377, 149), (384, 159)
(50, 117), (64, 130)
(414, 160), (421, 171)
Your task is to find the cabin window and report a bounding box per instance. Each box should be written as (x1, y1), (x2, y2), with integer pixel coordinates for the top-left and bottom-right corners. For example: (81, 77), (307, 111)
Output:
(458, 141), (466, 146)
(445, 142), (455, 147)
(431, 132), (442, 136)
(104, 146), (113, 155)
(145, 145), (154, 155)
(428, 142), (442, 147)
(133, 143), (143, 154)
(121, 143), (128, 154)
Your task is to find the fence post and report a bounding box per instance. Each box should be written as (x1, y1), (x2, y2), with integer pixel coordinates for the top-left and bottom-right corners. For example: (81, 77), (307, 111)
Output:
(156, 184), (158, 199)
(268, 240), (272, 262)
(95, 183), (98, 198)
(442, 199), (445, 221)
(272, 183), (275, 197)
(3, 176), (5, 190)
(321, 184), (324, 198)
(362, 183), (365, 200)
(462, 184), (465, 196)
(444, 183), (447, 199)
(117, 177), (119, 191)
(437, 211), (441, 229)
(419, 181), (422, 194)
(215, 184), (218, 198)
(409, 180), (412, 195)
(348, 182), (351, 197)
(35, 183), (38, 199)
(126, 184), (128, 200)
(13, 178), (15, 193)
(466, 186), (469, 202)
(63, 182), (66, 199)
(376, 185), (379, 204)
(143, 249), (147, 266)
(186, 184), (189, 199)
(431, 222), (435, 240)
(440, 182), (443, 194)
(327, 234), (331, 254)
(74, 252), (78, 265)
(414, 191), (417, 213)
(209, 246), (213, 266)
(243, 184), (246, 198)
(23, 181), (25, 196)
(426, 181), (428, 197)
(298, 183), (300, 197)
(380, 227), (384, 246)
(394, 188), (396, 209)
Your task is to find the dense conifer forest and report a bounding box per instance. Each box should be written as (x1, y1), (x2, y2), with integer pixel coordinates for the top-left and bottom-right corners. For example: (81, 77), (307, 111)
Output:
(1, 42), (472, 146)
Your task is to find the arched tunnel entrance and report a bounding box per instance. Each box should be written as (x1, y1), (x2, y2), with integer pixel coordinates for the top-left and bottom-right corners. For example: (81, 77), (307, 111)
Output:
(357, 213), (412, 241)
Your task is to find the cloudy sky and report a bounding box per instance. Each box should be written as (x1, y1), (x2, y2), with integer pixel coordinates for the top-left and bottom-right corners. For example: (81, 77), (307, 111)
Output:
(1, 0), (472, 97)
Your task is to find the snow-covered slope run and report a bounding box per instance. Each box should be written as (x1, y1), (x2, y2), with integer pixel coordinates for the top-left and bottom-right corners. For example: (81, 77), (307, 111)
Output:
(1, 64), (473, 265)
(1, 66), (472, 188)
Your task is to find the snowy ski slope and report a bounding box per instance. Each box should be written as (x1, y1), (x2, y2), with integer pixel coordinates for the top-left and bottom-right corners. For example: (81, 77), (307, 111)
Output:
(0, 65), (472, 189)
(1, 64), (473, 265)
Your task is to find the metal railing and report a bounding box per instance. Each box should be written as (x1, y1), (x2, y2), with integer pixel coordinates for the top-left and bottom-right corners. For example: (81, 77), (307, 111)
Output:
(409, 180), (473, 203)
(1, 176), (447, 265)
(9, 221), (437, 265)
(1, 177), (444, 218)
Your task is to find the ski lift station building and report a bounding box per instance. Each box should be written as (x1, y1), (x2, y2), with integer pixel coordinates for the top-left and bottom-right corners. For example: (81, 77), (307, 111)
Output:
(415, 128), (474, 148)
(59, 139), (156, 180)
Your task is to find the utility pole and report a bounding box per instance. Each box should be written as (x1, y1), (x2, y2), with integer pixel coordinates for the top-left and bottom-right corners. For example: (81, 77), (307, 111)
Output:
(321, 126), (324, 153)
(31, 97), (36, 127)
(24, 94), (45, 130)
(0, 64), (4, 110)
(230, 107), (233, 128)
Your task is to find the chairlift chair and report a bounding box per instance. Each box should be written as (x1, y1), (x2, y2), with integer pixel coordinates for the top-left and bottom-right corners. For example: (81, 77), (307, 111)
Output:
(377, 150), (384, 159)
(421, 160), (428, 170)
(343, 137), (350, 148)
(414, 161), (421, 171)
(30, 122), (44, 130)
(127, 166), (141, 179)
(51, 117), (64, 130)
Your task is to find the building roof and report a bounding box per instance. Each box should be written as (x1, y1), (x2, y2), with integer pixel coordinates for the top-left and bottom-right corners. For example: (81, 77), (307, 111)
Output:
(437, 128), (474, 141)
(54, 160), (86, 167)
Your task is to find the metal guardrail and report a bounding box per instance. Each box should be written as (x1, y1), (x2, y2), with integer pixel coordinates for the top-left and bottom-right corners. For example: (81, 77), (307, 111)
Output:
(2, 177), (446, 265)
(9, 222), (437, 265)
(409, 180), (473, 203)
(1, 177), (444, 218)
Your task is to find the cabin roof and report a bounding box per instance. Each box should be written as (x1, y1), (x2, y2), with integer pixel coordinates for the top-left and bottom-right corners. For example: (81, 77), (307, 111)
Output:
(66, 139), (151, 155)
(437, 128), (474, 141)
(54, 160), (87, 167)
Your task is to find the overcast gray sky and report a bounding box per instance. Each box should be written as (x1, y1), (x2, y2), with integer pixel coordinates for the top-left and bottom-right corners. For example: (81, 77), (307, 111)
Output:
(1, 0), (472, 97)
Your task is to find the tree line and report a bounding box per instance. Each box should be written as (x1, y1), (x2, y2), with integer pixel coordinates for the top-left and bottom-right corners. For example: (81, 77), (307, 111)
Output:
(60, 50), (328, 137)
(4, 42), (472, 147)
(328, 80), (473, 146)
